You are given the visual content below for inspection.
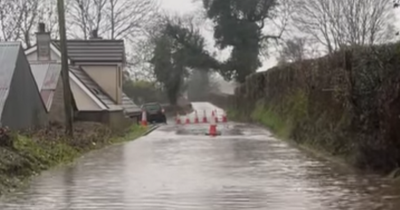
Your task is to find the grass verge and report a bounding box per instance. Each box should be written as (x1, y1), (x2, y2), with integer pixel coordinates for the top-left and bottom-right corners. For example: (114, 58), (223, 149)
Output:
(227, 93), (358, 173)
(0, 122), (147, 196)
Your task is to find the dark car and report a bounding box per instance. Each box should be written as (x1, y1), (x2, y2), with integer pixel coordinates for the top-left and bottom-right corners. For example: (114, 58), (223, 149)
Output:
(141, 102), (167, 124)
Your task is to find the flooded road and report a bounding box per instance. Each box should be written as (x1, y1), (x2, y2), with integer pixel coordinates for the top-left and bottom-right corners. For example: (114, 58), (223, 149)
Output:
(1, 102), (400, 209)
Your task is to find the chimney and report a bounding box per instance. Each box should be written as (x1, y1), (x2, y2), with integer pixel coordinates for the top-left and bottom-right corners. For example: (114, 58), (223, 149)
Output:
(89, 29), (103, 40)
(36, 22), (51, 61)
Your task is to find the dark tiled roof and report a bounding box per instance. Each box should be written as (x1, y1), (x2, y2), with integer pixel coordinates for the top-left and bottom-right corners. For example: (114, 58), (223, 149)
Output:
(69, 66), (121, 110)
(52, 39), (125, 63)
(121, 93), (141, 114)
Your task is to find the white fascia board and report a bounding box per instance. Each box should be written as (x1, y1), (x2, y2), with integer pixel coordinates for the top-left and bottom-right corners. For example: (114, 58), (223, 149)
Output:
(25, 44), (71, 64)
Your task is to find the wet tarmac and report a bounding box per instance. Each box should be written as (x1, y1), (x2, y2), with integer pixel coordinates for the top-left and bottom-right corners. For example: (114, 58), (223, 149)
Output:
(0, 102), (400, 209)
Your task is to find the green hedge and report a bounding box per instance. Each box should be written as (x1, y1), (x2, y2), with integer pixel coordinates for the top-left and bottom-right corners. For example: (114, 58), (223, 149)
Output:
(230, 42), (400, 174)
(0, 124), (147, 196)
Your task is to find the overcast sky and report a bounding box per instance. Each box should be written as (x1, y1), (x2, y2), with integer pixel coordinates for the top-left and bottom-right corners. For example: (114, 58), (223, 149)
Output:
(160, 0), (400, 73)
(160, 0), (278, 71)
(161, 0), (198, 13)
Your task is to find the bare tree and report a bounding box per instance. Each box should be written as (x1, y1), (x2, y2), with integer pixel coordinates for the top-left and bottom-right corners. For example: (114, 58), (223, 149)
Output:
(258, 0), (294, 59)
(104, 0), (159, 41)
(292, 0), (395, 53)
(125, 14), (165, 82)
(67, 0), (159, 40)
(13, 0), (73, 47)
(37, 0), (63, 39)
(68, 0), (107, 39)
(278, 37), (307, 63)
(0, 0), (68, 47)
(18, 0), (40, 48)
(0, 1), (23, 42)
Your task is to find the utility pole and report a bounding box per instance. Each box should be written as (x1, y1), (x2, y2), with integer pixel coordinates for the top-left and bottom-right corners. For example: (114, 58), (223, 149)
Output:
(57, 0), (74, 137)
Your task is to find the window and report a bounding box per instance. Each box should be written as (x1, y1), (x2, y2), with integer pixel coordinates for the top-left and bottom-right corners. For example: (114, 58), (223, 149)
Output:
(143, 103), (162, 112)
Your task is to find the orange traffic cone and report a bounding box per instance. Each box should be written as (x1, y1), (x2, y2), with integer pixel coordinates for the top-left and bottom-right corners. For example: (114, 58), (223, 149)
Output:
(175, 113), (181, 124)
(208, 113), (217, 136)
(221, 111), (227, 123)
(185, 114), (190, 124)
(194, 110), (199, 123)
(141, 110), (147, 127)
(202, 110), (208, 123)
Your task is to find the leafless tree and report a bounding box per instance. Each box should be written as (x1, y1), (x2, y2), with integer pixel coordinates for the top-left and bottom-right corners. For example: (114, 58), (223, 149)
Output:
(258, 0), (294, 58)
(0, 1), (23, 42)
(278, 37), (307, 63)
(68, 0), (159, 40)
(18, 0), (40, 48)
(0, 0), (40, 47)
(292, 0), (395, 53)
(125, 14), (165, 81)
(68, 0), (108, 39)
(104, 0), (159, 41)
(0, 0), (74, 47)
(37, 0), (64, 39)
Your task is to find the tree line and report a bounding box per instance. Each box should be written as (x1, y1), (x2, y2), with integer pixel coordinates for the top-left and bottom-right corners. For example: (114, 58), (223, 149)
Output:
(144, 0), (398, 104)
(0, 0), (158, 47)
(1, 0), (397, 105)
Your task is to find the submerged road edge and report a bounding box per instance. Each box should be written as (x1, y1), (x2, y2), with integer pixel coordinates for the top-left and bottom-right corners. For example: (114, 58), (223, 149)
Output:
(0, 125), (147, 198)
(143, 124), (161, 136)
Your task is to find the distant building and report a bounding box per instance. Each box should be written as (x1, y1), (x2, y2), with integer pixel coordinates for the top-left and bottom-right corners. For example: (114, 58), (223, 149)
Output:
(0, 42), (47, 130)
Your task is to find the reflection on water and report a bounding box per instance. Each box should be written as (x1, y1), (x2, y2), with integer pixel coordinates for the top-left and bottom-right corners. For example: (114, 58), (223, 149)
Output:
(0, 123), (400, 210)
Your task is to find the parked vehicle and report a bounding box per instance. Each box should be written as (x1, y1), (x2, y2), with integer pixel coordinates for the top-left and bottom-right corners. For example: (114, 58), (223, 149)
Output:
(141, 102), (167, 124)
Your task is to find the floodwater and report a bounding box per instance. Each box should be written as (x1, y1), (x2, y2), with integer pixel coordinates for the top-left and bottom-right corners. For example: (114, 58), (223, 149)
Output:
(0, 102), (400, 209)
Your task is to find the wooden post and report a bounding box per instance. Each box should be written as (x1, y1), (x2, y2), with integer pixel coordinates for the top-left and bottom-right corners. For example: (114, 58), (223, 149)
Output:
(57, 0), (73, 137)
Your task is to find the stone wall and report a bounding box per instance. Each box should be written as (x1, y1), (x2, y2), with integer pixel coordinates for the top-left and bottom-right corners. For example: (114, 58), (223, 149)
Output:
(75, 110), (133, 132)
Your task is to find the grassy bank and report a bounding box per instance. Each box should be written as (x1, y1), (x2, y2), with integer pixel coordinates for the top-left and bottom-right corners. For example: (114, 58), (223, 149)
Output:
(227, 42), (400, 175)
(227, 90), (358, 170)
(0, 122), (147, 196)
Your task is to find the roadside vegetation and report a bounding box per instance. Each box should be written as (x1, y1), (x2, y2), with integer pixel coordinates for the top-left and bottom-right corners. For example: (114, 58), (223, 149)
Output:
(0, 123), (147, 196)
(229, 42), (400, 176)
(1, 0), (399, 185)
(121, 0), (400, 176)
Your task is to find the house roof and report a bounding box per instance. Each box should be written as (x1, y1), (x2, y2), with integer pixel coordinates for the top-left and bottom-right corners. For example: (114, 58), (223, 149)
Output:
(0, 42), (24, 118)
(52, 39), (125, 63)
(69, 66), (122, 110)
(121, 93), (141, 114)
(29, 61), (61, 111)
(25, 40), (137, 114)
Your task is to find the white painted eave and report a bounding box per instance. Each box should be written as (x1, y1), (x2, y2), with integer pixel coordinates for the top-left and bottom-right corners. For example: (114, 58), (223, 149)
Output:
(25, 44), (71, 64)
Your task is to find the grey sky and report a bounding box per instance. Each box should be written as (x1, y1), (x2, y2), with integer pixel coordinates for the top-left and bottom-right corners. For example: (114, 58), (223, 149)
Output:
(161, 0), (198, 14)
